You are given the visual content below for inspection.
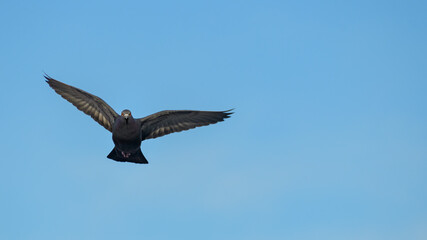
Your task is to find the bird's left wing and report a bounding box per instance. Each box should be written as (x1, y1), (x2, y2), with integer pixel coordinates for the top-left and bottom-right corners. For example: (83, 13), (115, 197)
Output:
(45, 75), (119, 132)
(138, 110), (233, 140)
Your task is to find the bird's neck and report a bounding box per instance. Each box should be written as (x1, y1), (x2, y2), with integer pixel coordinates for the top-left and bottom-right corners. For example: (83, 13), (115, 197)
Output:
(124, 117), (136, 126)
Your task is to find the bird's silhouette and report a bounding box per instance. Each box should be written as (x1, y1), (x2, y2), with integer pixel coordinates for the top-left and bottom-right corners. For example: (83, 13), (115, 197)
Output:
(45, 75), (233, 164)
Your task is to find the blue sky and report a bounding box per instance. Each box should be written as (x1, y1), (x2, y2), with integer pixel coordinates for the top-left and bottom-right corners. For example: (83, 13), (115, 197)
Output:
(1, 0), (427, 239)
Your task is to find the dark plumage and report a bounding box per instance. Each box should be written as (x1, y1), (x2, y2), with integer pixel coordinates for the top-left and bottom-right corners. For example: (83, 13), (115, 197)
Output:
(45, 75), (233, 164)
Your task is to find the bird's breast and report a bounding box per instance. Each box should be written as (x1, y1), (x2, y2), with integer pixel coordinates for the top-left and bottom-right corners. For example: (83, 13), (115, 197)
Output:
(113, 125), (140, 140)
(112, 118), (141, 142)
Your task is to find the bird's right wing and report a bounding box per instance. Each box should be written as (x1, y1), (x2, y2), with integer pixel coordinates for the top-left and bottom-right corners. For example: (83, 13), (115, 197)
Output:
(138, 110), (233, 140)
(45, 75), (119, 132)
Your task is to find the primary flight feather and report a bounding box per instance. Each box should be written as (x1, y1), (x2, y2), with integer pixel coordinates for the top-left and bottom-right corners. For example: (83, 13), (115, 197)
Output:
(45, 75), (233, 164)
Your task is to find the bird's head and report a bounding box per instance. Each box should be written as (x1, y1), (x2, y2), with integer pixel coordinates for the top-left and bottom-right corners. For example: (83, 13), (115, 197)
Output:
(121, 109), (132, 122)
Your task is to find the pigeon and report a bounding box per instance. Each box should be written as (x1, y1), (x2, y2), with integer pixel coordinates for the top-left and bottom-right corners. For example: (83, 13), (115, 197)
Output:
(45, 75), (233, 164)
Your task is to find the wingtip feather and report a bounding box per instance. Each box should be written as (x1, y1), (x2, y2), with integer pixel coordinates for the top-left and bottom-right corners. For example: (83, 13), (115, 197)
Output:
(44, 73), (54, 83)
(223, 108), (235, 118)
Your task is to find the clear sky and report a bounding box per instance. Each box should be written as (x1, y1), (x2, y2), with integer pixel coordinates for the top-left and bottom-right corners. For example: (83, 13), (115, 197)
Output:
(1, 0), (426, 239)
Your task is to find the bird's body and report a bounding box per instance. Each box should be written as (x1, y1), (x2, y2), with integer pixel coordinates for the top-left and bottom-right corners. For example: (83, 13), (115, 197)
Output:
(109, 113), (147, 163)
(112, 115), (141, 152)
(45, 75), (232, 164)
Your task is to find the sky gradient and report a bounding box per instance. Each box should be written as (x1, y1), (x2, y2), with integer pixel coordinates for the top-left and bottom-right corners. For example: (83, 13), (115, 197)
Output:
(1, 0), (427, 239)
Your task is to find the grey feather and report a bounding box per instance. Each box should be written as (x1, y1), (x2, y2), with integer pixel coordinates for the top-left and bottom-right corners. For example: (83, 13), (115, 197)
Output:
(45, 75), (119, 132)
(138, 110), (233, 140)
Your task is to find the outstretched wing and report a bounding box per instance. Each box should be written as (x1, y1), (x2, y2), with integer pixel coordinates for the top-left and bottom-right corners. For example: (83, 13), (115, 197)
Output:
(138, 110), (233, 140)
(45, 75), (119, 132)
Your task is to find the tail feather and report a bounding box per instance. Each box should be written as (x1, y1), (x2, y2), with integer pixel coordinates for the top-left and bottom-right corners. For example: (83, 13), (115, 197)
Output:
(107, 147), (149, 164)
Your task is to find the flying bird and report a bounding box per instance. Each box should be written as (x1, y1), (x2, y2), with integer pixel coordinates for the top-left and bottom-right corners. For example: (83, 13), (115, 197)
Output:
(45, 75), (233, 164)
